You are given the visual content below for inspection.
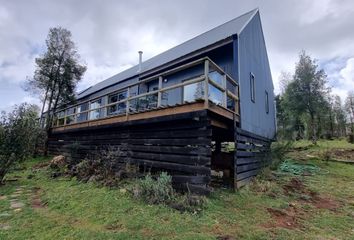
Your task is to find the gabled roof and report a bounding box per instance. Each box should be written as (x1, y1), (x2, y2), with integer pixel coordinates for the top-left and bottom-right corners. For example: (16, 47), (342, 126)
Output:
(78, 8), (258, 99)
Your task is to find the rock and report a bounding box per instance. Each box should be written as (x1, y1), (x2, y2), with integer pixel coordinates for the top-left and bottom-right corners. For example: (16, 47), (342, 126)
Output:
(0, 195), (7, 200)
(50, 155), (67, 168)
(13, 208), (22, 213)
(119, 188), (127, 194)
(10, 202), (24, 209)
(0, 224), (11, 230)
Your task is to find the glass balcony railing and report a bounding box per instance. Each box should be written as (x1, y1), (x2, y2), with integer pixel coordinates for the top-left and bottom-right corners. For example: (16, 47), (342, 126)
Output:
(52, 57), (239, 128)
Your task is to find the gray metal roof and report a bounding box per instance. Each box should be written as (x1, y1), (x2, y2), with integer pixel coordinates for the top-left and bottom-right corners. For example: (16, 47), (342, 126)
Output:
(78, 8), (258, 99)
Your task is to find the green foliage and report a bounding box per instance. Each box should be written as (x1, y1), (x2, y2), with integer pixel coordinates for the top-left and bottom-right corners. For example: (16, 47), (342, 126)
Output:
(134, 172), (175, 205)
(25, 27), (86, 131)
(1, 140), (354, 239)
(0, 103), (42, 183)
(278, 51), (351, 143)
(132, 172), (206, 212)
(270, 141), (293, 169)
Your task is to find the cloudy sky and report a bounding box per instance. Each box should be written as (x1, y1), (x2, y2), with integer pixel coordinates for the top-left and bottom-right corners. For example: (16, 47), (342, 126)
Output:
(1, 0), (353, 112)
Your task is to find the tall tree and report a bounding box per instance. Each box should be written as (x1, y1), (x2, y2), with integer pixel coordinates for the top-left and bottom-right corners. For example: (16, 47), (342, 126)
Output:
(345, 91), (354, 135)
(25, 27), (86, 154)
(282, 51), (328, 144)
(333, 95), (346, 137)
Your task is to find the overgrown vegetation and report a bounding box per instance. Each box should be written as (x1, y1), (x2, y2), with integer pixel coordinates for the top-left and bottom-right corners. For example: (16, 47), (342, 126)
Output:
(0, 103), (43, 183)
(1, 140), (353, 239)
(132, 172), (206, 212)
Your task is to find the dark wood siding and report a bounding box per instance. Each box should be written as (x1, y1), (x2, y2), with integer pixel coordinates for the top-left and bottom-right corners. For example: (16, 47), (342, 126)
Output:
(48, 110), (212, 194)
(234, 127), (271, 188)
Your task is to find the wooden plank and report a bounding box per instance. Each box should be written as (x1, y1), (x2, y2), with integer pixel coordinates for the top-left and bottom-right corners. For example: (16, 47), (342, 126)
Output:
(236, 135), (269, 145)
(237, 157), (265, 165)
(52, 102), (206, 132)
(236, 163), (261, 173)
(236, 169), (259, 181)
(129, 145), (211, 156)
(52, 107), (208, 134)
(236, 176), (254, 189)
(172, 175), (210, 184)
(128, 152), (210, 165)
(129, 158), (211, 175)
(48, 137), (211, 147)
(236, 127), (272, 142)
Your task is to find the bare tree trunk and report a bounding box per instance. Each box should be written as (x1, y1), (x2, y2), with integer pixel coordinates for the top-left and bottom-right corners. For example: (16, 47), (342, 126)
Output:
(39, 86), (49, 128)
(310, 112), (317, 145)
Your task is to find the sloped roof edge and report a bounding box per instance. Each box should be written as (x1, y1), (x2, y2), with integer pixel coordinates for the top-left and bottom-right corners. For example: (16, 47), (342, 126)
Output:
(78, 8), (259, 99)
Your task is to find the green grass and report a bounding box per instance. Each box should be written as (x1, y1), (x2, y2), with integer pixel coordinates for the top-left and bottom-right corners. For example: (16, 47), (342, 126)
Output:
(1, 140), (354, 239)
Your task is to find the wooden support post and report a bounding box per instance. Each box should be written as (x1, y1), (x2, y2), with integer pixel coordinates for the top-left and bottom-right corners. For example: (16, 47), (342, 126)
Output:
(157, 76), (162, 107)
(233, 114), (238, 190)
(204, 60), (209, 108)
(223, 75), (227, 108)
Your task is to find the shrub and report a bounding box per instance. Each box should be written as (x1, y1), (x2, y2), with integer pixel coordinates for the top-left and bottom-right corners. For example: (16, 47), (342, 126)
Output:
(0, 103), (42, 183)
(132, 172), (206, 212)
(134, 172), (175, 204)
(71, 146), (138, 186)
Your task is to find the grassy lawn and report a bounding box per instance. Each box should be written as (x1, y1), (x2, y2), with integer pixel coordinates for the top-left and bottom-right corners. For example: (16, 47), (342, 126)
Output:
(0, 140), (354, 239)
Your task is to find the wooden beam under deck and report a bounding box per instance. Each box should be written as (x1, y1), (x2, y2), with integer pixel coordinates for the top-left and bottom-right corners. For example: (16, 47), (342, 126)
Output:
(52, 102), (237, 133)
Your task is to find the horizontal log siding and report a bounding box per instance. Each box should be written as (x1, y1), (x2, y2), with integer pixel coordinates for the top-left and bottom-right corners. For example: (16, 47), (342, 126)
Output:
(234, 127), (271, 189)
(48, 110), (212, 194)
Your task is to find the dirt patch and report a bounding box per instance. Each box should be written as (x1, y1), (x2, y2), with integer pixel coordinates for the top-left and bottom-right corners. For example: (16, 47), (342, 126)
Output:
(216, 235), (236, 240)
(265, 207), (301, 229)
(283, 177), (306, 195)
(283, 178), (341, 211)
(104, 223), (125, 232)
(330, 149), (354, 162)
(31, 187), (46, 209)
(309, 195), (340, 211)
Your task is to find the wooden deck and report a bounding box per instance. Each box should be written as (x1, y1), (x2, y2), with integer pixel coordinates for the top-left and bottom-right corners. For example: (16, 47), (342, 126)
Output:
(52, 101), (238, 133)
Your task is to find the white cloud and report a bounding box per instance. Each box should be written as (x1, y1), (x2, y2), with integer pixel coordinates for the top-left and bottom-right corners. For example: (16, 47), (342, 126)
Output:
(339, 58), (354, 89)
(1, 0), (354, 111)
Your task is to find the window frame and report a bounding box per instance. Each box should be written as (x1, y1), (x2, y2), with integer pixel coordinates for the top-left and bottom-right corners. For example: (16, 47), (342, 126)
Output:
(250, 72), (255, 103)
(265, 90), (269, 114)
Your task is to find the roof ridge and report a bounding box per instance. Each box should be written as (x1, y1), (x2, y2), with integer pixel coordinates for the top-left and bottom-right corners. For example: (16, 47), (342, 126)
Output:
(78, 9), (259, 99)
(140, 8), (259, 67)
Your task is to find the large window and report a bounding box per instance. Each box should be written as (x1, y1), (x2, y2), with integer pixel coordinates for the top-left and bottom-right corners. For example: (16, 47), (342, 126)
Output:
(265, 90), (269, 114)
(250, 73), (255, 103)
(107, 91), (127, 116)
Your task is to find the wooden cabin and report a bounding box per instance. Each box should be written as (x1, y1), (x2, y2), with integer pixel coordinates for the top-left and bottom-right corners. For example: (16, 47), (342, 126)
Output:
(48, 9), (276, 194)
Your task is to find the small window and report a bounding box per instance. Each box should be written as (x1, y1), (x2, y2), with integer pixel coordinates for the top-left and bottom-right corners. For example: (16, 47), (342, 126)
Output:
(265, 90), (269, 114)
(250, 73), (255, 102)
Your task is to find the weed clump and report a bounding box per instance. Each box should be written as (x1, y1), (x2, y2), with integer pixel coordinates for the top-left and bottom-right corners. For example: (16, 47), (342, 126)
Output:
(133, 172), (174, 204)
(132, 172), (206, 213)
